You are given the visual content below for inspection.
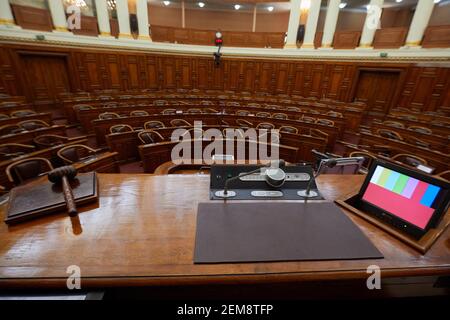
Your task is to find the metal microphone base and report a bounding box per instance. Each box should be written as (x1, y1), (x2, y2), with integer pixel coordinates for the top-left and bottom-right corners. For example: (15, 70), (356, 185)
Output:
(215, 190), (237, 198)
(297, 190), (319, 198)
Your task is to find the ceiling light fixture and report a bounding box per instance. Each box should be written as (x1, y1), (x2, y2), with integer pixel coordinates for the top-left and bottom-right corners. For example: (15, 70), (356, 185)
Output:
(300, 0), (311, 11)
(163, 1), (170, 6)
(339, 3), (347, 9)
(395, 0), (403, 3)
(234, 4), (241, 10)
(433, 0), (441, 3)
(267, 6), (274, 12)
(198, 2), (205, 7)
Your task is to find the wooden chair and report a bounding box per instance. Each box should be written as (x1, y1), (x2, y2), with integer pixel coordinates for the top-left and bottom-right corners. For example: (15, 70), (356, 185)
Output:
(226, 102), (240, 107)
(286, 107), (300, 112)
(279, 126), (298, 134)
(130, 110), (149, 117)
(435, 170), (450, 182)
(406, 136), (431, 149)
(349, 151), (377, 173)
(204, 108), (219, 113)
(236, 110), (250, 116)
(6, 157), (54, 185)
(310, 129), (329, 145)
(200, 100), (214, 106)
(256, 112), (271, 118)
(33, 134), (69, 148)
(392, 154), (428, 167)
(103, 102), (118, 108)
(256, 122), (275, 130)
(153, 100), (168, 106)
(138, 130), (165, 144)
(408, 126), (432, 135)
(162, 108), (177, 115)
(73, 104), (93, 111)
(246, 103), (261, 108)
(18, 120), (50, 131)
(258, 130), (281, 144)
(236, 119), (253, 129)
(99, 112), (120, 120)
(377, 129), (403, 141)
(184, 128), (204, 138)
(186, 108), (202, 114)
(308, 109), (321, 114)
(143, 121), (165, 130)
(315, 118), (335, 127)
(170, 119), (191, 127)
(272, 113), (288, 120)
(57, 144), (97, 164)
(397, 115), (418, 121)
(0, 143), (36, 161)
(302, 115), (316, 123)
(326, 111), (343, 118)
(383, 120), (405, 129)
(109, 124), (134, 134)
(0, 124), (25, 135)
(0, 113), (10, 119)
(98, 95), (113, 100)
(10, 109), (37, 117)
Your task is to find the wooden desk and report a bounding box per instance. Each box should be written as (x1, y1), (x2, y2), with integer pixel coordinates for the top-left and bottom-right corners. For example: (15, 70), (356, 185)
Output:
(73, 152), (119, 173)
(0, 113), (53, 127)
(0, 125), (66, 146)
(0, 174), (448, 298)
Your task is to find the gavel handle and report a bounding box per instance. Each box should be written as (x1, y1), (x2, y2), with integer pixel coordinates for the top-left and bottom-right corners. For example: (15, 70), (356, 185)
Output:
(62, 176), (78, 217)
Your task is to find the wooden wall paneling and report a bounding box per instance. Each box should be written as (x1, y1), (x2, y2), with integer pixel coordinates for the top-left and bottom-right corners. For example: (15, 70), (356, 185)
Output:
(327, 65), (344, 100)
(11, 5), (53, 32)
(226, 60), (241, 91)
(274, 62), (289, 94)
(110, 19), (119, 38)
(257, 62), (273, 93)
(0, 47), (22, 96)
(121, 54), (141, 90)
(373, 27), (407, 49)
(72, 15), (99, 37)
(144, 56), (159, 90)
(291, 63), (305, 96)
(177, 57), (193, 89)
(422, 25), (450, 48)
(196, 58), (209, 90)
(333, 31), (361, 49)
(310, 64), (325, 98)
(242, 61), (256, 92)
(409, 67), (439, 111)
(105, 54), (121, 89)
(160, 57), (177, 89)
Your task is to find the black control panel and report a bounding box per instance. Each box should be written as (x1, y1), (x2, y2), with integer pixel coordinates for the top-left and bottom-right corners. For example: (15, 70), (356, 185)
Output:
(210, 164), (324, 200)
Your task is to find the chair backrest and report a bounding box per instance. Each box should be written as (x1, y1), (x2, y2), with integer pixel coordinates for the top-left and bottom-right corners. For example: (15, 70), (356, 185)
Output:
(170, 119), (191, 127)
(236, 119), (253, 128)
(144, 120), (165, 129)
(33, 134), (68, 148)
(110, 124), (134, 134)
(408, 126), (432, 134)
(349, 151), (377, 171)
(383, 121), (405, 129)
(162, 108), (177, 115)
(153, 100), (168, 106)
(187, 108), (202, 114)
(326, 111), (343, 118)
(99, 112), (120, 120)
(246, 103), (261, 108)
(10, 109), (37, 117)
(57, 144), (96, 164)
(302, 115), (316, 123)
(138, 130), (164, 144)
(226, 102), (240, 107)
(6, 157), (54, 185)
(406, 136), (430, 149)
(18, 120), (50, 131)
(73, 104), (93, 111)
(0, 143), (36, 161)
(0, 113), (10, 120)
(256, 112), (271, 118)
(256, 122), (275, 130)
(286, 107), (300, 112)
(377, 129), (403, 141)
(279, 126), (298, 134)
(391, 153), (428, 167)
(272, 113), (288, 120)
(315, 118), (334, 126)
(236, 110), (250, 116)
(200, 100), (214, 106)
(204, 108), (219, 113)
(397, 115), (418, 121)
(0, 124), (24, 135)
(130, 110), (149, 117)
(435, 170), (450, 182)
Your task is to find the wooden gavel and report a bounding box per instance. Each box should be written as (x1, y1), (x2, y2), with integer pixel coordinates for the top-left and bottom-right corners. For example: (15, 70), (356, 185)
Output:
(48, 166), (78, 217)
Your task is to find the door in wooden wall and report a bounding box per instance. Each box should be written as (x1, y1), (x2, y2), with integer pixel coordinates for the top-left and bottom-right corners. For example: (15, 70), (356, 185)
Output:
(353, 70), (400, 114)
(21, 54), (71, 102)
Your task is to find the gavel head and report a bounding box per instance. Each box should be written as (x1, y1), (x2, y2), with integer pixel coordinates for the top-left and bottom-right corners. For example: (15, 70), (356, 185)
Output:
(48, 166), (77, 184)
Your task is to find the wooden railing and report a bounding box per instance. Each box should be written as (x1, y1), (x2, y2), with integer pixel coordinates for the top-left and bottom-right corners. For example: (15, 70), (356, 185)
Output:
(11, 4), (53, 32)
(333, 31), (361, 49)
(151, 25), (285, 48)
(72, 15), (99, 37)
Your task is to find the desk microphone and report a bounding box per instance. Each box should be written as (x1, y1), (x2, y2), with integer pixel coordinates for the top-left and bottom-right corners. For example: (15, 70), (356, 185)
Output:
(215, 160), (286, 198)
(298, 159), (337, 198)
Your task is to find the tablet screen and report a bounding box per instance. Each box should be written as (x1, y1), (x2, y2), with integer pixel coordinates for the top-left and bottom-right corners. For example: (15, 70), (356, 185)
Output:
(361, 165), (446, 230)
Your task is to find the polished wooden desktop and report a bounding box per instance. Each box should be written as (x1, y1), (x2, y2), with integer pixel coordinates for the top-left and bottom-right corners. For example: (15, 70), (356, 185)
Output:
(0, 174), (448, 298)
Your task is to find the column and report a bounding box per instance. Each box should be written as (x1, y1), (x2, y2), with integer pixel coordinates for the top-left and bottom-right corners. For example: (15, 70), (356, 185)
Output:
(358, 0), (384, 48)
(252, 5), (257, 33)
(301, 0), (321, 48)
(285, 0), (302, 49)
(137, 0), (151, 40)
(116, 0), (132, 38)
(404, 0), (435, 47)
(95, 0), (112, 37)
(48, 0), (68, 32)
(181, 0), (186, 29)
(321, 0), (341, 48)
(0, 0), (16, 26)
